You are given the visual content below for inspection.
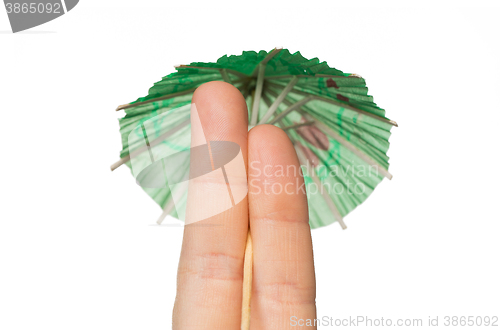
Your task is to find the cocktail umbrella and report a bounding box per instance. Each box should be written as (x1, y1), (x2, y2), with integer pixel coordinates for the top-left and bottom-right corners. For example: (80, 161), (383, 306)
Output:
(111, 48), (397, 328)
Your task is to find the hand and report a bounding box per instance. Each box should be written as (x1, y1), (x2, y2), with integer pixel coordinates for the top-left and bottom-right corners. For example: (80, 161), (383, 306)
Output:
(172, 82), (317, 329)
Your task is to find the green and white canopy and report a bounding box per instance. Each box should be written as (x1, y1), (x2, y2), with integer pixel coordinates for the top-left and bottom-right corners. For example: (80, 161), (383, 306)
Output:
(112, 48), (397, 229)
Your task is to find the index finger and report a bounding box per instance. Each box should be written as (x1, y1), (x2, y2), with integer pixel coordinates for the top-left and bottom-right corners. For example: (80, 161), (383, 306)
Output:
(173, 81), (249, 329)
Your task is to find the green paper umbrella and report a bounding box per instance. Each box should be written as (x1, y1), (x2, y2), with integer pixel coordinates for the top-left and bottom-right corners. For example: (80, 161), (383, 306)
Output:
(111, 47), (397, 230)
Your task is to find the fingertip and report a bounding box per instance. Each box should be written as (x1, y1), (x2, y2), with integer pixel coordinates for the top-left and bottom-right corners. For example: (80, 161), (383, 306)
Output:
(192, 81), (248, 123)
(191, 81), (248, 144)
(249, 124), (290, 146)
(193, 81), (245, 102)
(248, 124), (299, 176)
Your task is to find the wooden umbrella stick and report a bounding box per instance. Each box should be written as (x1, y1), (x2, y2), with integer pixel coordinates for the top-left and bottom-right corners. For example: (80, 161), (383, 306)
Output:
(241, 231), (253, 330)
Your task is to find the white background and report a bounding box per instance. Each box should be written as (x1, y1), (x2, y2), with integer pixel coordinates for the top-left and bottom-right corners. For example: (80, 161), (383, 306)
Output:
(1, 1), (499, 329)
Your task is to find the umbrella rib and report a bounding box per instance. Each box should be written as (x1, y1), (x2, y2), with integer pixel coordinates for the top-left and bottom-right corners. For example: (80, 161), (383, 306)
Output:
(250, 86), (347, 229)
(284, 106), (377, 229)
(175, 65), (246, 78)
(280, 111), (346, 229)
(264, 87), (304, 129)
(157, 182), (189, 225)
(116, 88), (197, 111)
(266, 81), (398, 127)
(265, 74), (362, 80)
(116, 80), (246, 111)
(240, 80), (252, 101)
(250, 47), (283, 77)
(265, 87), (393, 180)
(249, 48), (283, 125)
(258, 76), (298, 125)
(312, 119), (393, 180)
(250, 64), (266, 125)
(157, 195), (176, 225)
(281, 121), (315, 131)
(110, 118), (190, 171)
(261, 92), (288, 130)
(290, 100), (393, 179)
(220, 69), (232, 83)
(268, 96), (314, 125)
(294, 144), (347, 229)
(309, 94), (399, 127)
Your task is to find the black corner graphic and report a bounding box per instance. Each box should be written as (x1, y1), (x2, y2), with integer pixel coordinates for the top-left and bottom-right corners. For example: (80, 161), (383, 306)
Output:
(3, 0), (79, 33)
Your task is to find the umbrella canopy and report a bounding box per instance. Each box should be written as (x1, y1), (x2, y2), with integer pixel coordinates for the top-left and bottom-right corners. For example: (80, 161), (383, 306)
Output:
(111, 48), (397, 229)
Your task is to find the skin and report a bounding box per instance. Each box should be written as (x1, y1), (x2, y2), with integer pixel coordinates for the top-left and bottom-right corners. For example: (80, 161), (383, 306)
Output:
(172, 81), (316, 329)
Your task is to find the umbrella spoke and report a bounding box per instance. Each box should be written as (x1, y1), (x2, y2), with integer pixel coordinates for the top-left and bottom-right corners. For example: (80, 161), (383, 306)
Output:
(110, 118), (190, 171)
(258, 76), (298, 125)
(311, 119), (393, 180)
(294, 143), (347, 229)
(250, 64), (266, 125)
(116, 79), (246, 111)
(261, 92), (291, 132)
(157, 182), (188, 225)
(116, 87), (197, 111)
(157, 189), (176, 225)
(264, 87), (392, 180)
(250, 47), (283, 77)
(175, 65), (247, 78)
(250, 48), (283, 125)
(240, 80), (253, 101)
(269, 96), (314, 125)
(220, 69), (232, 83)
(266, 81), (398, 127)
(281, 121), (315, 132)
(265, 74), (363, 81)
